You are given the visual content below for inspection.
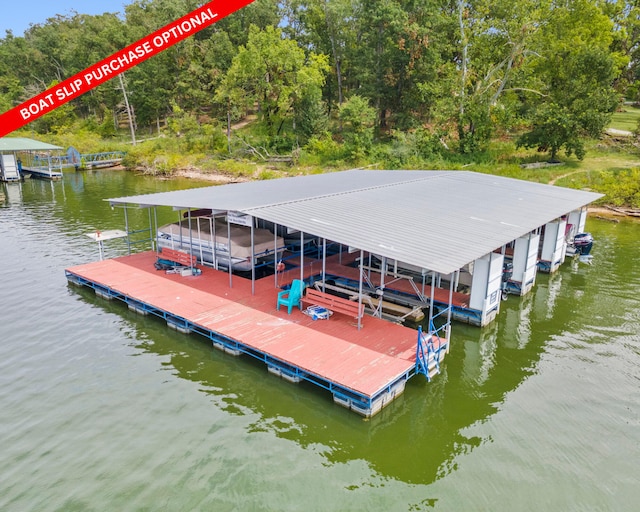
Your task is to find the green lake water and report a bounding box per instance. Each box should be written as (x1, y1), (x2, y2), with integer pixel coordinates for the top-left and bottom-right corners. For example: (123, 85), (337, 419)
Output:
(1, 170), (638, 511)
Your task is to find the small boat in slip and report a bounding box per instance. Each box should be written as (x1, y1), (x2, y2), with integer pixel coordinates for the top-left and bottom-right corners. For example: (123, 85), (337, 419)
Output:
(566, 232), (595, 263)
(157, 215), (286, 272)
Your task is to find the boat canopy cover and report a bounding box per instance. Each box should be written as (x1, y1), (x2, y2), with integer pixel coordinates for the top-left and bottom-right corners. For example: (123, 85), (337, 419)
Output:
(107, 169), (603, 275)
(0, 137), (63, 152)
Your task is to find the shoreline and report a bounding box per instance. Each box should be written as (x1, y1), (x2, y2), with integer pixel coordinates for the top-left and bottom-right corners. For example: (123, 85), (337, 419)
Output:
(588, 205), (640, 222)
(174, 169), (249, 183)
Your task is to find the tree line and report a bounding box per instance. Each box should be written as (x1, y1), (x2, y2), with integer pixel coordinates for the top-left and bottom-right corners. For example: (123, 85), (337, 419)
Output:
(1, 0), (638, 162)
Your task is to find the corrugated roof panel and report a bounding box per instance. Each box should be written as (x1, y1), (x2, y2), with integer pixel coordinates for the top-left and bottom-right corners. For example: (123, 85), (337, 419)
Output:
(107, 169), (447, 210)
(108, 169), (602, 275)
(0, 137), (63, 151)
(246, 172), (602, 274)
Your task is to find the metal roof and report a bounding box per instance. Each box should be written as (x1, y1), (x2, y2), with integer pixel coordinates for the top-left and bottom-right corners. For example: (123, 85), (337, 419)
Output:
(0, 137), (63, 152)
(108, 169), (446, 210)
(108, 169), (602, 274)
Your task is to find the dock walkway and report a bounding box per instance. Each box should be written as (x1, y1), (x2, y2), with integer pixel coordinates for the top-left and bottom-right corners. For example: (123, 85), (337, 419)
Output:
(65, 252), (444, 416)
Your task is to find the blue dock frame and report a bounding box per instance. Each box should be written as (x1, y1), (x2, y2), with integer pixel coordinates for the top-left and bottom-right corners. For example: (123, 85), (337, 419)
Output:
(65, 268), (423, 417)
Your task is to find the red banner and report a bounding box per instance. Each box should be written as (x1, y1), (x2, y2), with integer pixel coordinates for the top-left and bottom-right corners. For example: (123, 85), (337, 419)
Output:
(0, 0), (254, 137)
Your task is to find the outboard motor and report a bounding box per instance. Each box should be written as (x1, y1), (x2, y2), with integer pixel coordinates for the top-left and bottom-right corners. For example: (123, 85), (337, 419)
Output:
(501, 261), (513, 299)
(573, 233), (594, 256)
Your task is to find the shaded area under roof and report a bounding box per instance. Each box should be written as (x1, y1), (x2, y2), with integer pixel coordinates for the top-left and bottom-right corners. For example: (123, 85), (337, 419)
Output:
(0, 137), (63, 152)
(108, 170), (602, 274)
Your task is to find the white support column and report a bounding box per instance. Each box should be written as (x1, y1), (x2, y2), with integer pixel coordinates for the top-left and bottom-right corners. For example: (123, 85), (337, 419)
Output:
(469, 252), (504, 326)
(540, 219), (567, 272)
(511, 232), (539, 295)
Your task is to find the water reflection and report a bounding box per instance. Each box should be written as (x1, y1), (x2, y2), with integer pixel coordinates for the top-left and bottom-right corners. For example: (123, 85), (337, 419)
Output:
(69, 249), (577, 486)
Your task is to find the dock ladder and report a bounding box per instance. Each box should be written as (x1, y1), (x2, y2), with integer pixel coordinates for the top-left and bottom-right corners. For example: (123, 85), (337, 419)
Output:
(415, 324), (444, 382)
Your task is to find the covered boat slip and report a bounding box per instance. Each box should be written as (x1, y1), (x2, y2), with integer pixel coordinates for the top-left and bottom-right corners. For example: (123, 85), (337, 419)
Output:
(0, 137), (64, 180)
(106, 169), (602, 328)
(279, 251), (471, 324)
(66, 251), (441, 417)
(67, 169), (602, 415)
(157, 216), (286, 272)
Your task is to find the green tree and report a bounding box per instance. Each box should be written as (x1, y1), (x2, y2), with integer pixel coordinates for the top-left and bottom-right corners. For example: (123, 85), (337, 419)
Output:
(282, 0), (357, 113)
(455, 0), (545, 152)
(339, 94), (376, 159)
(517, 0), (622, 161)
(24, 12), (127, 121)
(216, 25), (329, 139)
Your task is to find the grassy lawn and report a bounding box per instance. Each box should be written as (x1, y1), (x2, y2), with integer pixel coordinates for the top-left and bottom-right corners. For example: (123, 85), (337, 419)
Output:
(609, 105), (640, 132)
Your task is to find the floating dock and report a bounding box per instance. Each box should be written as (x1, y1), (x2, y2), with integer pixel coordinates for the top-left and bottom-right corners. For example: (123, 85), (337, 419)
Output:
(66, 251), (447, 417)
(0, 136), (64, 180)
(68, 169), (604, 416)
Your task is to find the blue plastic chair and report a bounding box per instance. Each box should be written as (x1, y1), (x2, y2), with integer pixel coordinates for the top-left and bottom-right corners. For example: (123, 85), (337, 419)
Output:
(277, 279), (305, 314)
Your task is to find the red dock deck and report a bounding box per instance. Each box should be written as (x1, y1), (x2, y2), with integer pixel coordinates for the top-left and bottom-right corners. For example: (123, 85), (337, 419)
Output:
(66, 252), (448, 416)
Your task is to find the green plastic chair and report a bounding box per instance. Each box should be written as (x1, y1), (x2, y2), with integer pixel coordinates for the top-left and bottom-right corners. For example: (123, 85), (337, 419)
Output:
(277, 279), (305, 314)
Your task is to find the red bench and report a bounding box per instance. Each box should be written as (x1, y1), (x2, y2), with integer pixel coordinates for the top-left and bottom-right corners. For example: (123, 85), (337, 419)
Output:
(160, 247), (197, 267)
(301, 288), (364, 320)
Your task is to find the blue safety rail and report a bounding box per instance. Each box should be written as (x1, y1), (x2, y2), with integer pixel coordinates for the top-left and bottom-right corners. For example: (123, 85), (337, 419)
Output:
(33, 149), (126, 169)
(415, 310), (449, 381)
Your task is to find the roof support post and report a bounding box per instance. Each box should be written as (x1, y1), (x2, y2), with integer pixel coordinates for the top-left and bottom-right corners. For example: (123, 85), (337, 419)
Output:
(447, 272), (455, 353)
(187, 208), (194, 269)
(378, 256), (386, 318)
(175, 210), (181, 249)
(124, 206), (131, 255)
(358, 249), (364, 330)
(274, 223), (279, 288)
(322, 238), (327, 292)
(194, 213), (204, 264)
(227, 213), (233, 288)
(299, 231), (304, 284)
(429, 270), (436, 330)
(152, 207), (158, 254)
(210, 216), (217, 270)
(147, 206), (152, 252)
(250, 219), (255, 295)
